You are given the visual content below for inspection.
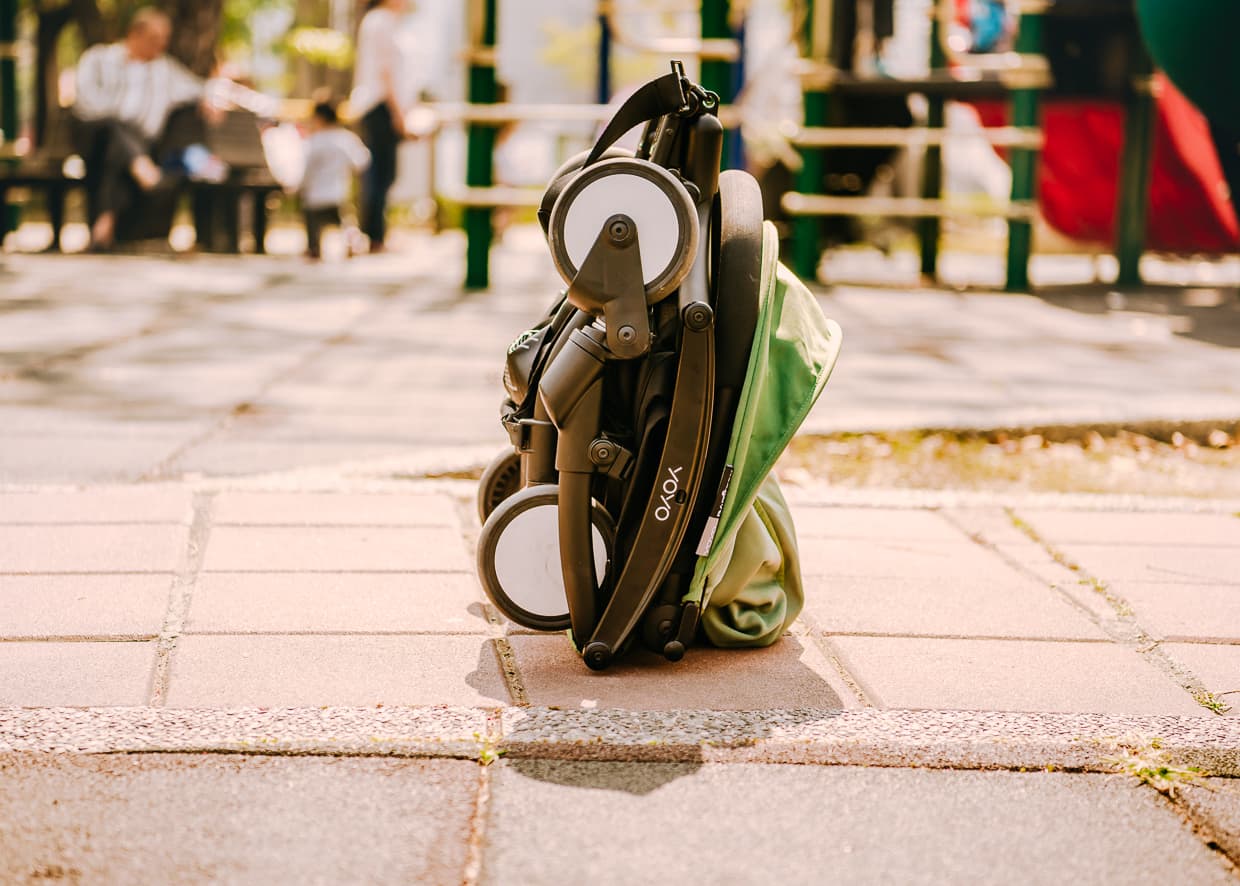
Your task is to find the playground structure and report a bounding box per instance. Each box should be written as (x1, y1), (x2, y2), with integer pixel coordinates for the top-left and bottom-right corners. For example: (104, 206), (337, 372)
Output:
(448, 0), (1236, 292)
(1, 0), (1237, 290)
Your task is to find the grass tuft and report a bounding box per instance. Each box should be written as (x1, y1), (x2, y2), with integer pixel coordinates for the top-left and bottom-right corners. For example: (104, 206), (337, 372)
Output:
(1105, 735), (1204, 797)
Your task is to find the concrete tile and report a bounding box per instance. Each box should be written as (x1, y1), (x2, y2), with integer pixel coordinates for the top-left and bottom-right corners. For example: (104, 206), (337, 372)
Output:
(212, 492), (458, 527)
(0, 525), (189, 573)
(790, 506), (964, 541)
(0, 436), (184, 485)
(827, 636), (1206, 715)
(508, 634), (848, 710)
(0, 755), (477, 886)
(0, 641), (155, 706)
(1019, 509), (1240, 546)
(165, 634), (508, 707)
(1162, 643), (1240, 701)
(1112, 583), (1240, 641)
(802, 575), (1103, 639)
(1061, 544), (1240, 585)
(943, 507), (1036, 545)
(0, 488), (192, 524)
(800, 538), (1026, 583)
(166, 439), (415, 478)
(186, 572), (487, 634)
(200, 526), (470, 573)
(482, 765), (1235, 886)
(0, 575), (171, 637)
(1181, 779), (1240, 861)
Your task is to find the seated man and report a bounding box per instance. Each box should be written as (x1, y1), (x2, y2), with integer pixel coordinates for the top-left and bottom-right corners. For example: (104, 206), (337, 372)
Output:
(71, 7), (205, 250)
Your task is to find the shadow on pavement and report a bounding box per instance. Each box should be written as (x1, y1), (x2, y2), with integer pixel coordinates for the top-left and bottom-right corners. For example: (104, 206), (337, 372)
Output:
(1036, 285), (1240, 349)
(504, 759), (701, 796)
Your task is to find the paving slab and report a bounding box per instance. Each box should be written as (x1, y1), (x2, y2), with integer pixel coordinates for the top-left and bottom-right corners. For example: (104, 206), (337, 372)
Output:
(1114, 583), (1240, 642)
(802, 575), (1103, 639)
(0, 642), (155, 706)
(507, 634), (849, 710)
(497, 708), (1240, 773)
(0, 435), (186, 484)
(943, 507), (1044, 545)
(0, 524), (189, 573)
(799, 537), (1029, 583)
(199, 526), (471, 572)
(481, 763), (1235, 885)
(211, 491), (459, 527)
(0, 488), (192, 524)
(1019, 509), (1240, 546)
(1182, 779), (1240, 861)
(164, 439), (419, 478)
(1057, 543), (1240, 585)
(0, 754), (477, 886)
(0, 706), (493, 757)
(789, 506), (965, 541)
(1162, 643), (1240, 703)
(185, 572), (488, 634)
(164, 634), (509, 708)
(0, 575), (172, 638)
(826, 636), (1207, 715)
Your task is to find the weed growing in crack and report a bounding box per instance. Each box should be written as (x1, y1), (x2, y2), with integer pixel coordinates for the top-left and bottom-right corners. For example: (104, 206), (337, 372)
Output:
(1104, 735), (1204, 797)
(474, 731), (505, 766)
(1192, 691), (1233, 716)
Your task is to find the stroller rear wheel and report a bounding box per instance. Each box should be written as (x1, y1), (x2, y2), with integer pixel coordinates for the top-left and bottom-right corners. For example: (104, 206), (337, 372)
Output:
(477, 485), (614, 632)
(477, 449), (522, 522)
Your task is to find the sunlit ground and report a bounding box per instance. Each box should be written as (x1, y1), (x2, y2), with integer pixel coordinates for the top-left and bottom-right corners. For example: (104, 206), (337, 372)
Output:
(777, 427), (1240, 500)
(7, 216), (1240, 291)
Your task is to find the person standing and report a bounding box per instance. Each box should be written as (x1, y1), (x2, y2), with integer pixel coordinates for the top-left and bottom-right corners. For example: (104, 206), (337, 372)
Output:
(71, 7), (206, 250)
(300, 100), (371, 260)
(350, 0), (415, 253)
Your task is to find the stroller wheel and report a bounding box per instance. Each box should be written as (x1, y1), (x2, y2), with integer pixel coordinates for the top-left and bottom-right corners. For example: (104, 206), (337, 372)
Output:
(477, 449), (523, 522)
(476, 485), (614, 632)
(546, 157), (699, 304)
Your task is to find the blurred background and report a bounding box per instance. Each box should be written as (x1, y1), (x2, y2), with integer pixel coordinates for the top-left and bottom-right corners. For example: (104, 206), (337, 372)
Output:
(0, 0), (1237, 292)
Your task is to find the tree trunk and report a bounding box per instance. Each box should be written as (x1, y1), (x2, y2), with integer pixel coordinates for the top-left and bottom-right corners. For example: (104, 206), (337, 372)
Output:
(69, 0), (110, 46)
(34, 5), (72, 146)
(161, 0), (224, 77)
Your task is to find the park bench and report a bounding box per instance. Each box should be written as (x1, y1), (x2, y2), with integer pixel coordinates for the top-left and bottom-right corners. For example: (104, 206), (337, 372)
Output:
(0, 107), (280, 253)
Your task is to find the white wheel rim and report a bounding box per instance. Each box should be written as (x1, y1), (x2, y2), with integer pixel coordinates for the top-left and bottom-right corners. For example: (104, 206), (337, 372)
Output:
(561, 171), (684, 287)
(491, 501), (607, 619)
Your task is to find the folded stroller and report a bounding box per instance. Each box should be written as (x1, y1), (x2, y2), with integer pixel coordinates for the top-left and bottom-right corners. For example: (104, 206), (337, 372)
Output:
(476, 62), (842, 671)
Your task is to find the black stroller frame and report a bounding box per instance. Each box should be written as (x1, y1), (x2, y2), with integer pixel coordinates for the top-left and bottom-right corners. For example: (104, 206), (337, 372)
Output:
(477, 62), (764, 671)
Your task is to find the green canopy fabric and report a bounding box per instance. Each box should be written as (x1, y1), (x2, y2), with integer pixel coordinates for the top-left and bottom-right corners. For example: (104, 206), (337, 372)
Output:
(690, 222), (843, 646)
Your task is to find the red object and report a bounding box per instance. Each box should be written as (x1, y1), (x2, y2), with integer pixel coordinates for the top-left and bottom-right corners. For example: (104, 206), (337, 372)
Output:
(974, 77), (1239, 252)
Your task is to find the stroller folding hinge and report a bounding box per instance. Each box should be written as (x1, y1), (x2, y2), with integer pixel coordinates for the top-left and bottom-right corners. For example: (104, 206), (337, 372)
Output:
(589, 437), (634, 482)
(565, 215), (651, 360)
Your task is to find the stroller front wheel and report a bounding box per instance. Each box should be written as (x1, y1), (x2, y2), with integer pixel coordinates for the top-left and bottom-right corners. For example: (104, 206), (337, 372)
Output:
(477, 449), (523, 522)
(476, 485), (614, 632)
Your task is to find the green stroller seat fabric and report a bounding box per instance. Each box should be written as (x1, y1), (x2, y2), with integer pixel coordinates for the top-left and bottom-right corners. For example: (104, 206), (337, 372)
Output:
(693, 222), (843, 646)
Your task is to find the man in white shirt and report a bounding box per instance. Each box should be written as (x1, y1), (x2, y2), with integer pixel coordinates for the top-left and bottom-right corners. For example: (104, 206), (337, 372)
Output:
(71, 7), (205, 249)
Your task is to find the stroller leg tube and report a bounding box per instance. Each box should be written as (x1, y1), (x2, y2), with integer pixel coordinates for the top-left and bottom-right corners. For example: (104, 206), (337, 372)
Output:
(539, 325), (610, 647)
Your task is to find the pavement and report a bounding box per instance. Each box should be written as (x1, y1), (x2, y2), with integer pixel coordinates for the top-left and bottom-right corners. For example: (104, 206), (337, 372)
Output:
(1, 231), (1239, 884)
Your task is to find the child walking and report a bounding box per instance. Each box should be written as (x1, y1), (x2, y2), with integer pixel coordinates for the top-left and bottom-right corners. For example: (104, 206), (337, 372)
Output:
(301, 100), (371, 259)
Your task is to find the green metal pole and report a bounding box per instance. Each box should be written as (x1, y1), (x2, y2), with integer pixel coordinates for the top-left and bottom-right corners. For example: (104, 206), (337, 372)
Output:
(918, 16), (946, 280)
(1, 0), (19, 239)
(1005, 2), (1045, 292)
(793, 0), (826, 282)
(700, 0), (738, 168)
(794, 89), (827, 281)
(1115, 50), (1156, 289)
(464, 0), (497, 290)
